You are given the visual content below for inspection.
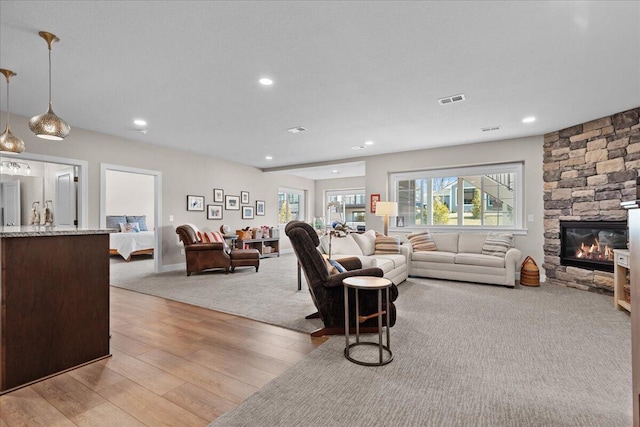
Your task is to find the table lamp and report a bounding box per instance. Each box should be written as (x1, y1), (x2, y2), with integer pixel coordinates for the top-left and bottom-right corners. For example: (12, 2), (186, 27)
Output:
(375, 201), (398, 236)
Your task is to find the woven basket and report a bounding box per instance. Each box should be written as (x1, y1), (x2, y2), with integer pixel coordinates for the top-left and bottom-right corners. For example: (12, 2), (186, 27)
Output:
(624, 285), (631, 304)
(520, 256), (540, 287)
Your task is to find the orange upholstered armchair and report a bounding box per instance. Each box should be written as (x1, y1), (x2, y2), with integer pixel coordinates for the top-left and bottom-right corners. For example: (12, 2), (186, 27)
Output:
(176, 225), (259, 276)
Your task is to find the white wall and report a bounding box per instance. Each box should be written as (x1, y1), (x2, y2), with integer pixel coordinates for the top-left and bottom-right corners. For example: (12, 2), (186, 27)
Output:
(5, 112), (315, 268)
(363, 136), (545, 269)
(106, 170), (155, 229)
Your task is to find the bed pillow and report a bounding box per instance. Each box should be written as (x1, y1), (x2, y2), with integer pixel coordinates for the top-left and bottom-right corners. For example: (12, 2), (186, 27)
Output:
(121, 222), (140, 233)
(106, 215), (126, 231)
(481, 232), (513, 258)
(126, 215), (148, 231)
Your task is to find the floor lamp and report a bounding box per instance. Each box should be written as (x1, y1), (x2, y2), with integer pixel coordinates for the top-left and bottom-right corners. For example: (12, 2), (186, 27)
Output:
(375, 201), (398, 236)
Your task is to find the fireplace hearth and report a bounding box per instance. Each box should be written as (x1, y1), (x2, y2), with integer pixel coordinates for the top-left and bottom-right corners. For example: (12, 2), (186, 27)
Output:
(560, 221), (627, 272)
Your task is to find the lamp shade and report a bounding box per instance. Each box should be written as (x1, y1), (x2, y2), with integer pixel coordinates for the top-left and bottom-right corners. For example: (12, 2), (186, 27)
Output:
(29, 104), (70, 140)
(375, 201), (398, 217)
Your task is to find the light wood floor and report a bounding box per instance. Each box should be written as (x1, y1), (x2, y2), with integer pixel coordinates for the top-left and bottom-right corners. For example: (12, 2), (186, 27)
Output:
(0, 286), (327, 426)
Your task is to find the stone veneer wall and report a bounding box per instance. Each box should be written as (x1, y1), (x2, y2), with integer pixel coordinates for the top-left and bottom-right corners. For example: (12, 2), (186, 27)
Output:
(543, 107), (640, 292)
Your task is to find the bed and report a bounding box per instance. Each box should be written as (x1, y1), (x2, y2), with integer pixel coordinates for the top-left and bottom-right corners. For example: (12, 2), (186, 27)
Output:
(109, 230), (155, 261)
(106, 215), (155, 261)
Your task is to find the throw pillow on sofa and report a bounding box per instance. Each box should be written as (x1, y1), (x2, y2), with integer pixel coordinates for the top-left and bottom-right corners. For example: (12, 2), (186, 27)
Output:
(351, 230), (376, 255)
(319, 234), (363, 256)
(407, 230), (437, 251)
(481, 232), (513, 257)
(322, 255), (346, 275)
(374, 235), (401, 255)
(198, 230), (231, 253)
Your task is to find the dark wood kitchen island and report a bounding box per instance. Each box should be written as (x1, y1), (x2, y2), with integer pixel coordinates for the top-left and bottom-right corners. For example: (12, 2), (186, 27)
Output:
(0, 227), (111, 394)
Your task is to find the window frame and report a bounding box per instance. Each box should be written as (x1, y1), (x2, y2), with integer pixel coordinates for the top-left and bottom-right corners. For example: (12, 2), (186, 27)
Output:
(277, 187), (306, 227)
(324, 188), (366, 229)
(389, 162), (524, 232)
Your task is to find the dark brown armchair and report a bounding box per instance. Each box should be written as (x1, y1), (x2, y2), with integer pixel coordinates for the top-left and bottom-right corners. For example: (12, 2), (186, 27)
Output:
(176, 225), (260, 276)
(285, 221), (398, 337)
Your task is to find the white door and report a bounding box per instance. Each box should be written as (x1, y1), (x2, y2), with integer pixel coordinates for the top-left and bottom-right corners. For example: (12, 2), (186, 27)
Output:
(1, 180), (21, 226)
(55, 169), (76, 227)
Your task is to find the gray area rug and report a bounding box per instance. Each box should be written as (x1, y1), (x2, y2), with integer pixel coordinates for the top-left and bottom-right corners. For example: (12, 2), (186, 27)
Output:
(111, 255), (632, 426)
(110, 254), (322, 333)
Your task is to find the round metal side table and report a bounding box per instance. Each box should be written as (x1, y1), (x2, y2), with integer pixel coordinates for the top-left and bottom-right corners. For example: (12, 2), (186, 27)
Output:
(343, 276), (393, 366)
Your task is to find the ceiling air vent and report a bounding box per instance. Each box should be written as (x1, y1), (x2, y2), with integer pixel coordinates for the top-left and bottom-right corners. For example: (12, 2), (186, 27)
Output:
(438, 93), (466, 105)
(481, 126), (501, 132)
(287, 126), (307, 134)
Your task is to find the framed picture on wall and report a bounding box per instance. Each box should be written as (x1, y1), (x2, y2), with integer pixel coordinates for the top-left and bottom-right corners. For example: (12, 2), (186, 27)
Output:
(242, 206), (254, 219)
(187, 195), (204, 211)
(396, 216), (405, 227)
(255, 200), (265, 216)
(213, 188), (224, 203)
(225, 195), (240, 210)
(207, 204), (223, 220)
(241, 191), (250, 204)
(371, 194), (381, 213)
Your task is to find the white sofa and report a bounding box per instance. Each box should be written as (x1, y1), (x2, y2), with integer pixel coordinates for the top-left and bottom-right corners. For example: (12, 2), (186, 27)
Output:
(318, 230), (409, 285)
(406, 232), (522, 287)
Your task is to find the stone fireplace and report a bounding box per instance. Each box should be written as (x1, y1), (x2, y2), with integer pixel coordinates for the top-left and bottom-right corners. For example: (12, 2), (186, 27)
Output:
(559, 220), (627, 273)
(543, 107), (639, 293)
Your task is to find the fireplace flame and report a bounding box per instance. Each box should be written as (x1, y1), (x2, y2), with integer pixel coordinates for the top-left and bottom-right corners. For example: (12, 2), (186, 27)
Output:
(575, 237), (614, 261)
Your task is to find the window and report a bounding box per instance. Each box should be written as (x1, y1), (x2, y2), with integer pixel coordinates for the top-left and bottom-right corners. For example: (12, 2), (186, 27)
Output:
(325, 188), (365, 229)
(390, 163), (523, 229)
(278, 188), (306, 226)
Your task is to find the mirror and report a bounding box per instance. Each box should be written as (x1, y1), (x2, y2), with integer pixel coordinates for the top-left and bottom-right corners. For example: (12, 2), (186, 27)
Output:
(0, 159), (77, 227)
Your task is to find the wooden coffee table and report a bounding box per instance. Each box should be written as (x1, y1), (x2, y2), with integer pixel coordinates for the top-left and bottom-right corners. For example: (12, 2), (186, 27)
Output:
(343, 276), (393, 366)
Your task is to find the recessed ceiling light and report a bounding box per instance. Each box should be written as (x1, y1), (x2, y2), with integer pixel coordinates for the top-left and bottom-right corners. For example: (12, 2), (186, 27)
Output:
(331, 170), (339, 174)
(134, 119), (147, 126)
(265, 155), (273, 160)
(351, 145), (367, 150)
(364, 140), (374, 146)
(259, 78), (273, 86)
(522, 116), (536, 123)
(287, 126), (307, 133)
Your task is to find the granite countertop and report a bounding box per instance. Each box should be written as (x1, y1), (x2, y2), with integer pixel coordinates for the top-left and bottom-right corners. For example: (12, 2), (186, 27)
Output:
(0, 226), (114, 237)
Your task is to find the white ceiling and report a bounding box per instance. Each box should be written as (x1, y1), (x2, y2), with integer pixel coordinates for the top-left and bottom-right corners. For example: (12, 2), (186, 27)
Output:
(0, 1), (639, 180)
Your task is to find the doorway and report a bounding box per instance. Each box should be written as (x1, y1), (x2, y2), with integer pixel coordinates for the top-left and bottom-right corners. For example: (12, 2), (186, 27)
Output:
(100, 164), (162, 274)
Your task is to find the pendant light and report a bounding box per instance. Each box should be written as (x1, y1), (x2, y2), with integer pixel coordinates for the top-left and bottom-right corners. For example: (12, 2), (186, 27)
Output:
(29, 31), (70, 140)
(0, 69), (25, 154)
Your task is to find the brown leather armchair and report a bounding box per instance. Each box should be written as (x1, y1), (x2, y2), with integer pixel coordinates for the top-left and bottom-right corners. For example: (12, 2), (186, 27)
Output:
(285, 221), (398, 337)
(176, 225), (260, 276)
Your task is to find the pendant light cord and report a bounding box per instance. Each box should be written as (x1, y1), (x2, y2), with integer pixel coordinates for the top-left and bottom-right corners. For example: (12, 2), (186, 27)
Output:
(5, 75), (9, 126)
(48, 48), (52, 105)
